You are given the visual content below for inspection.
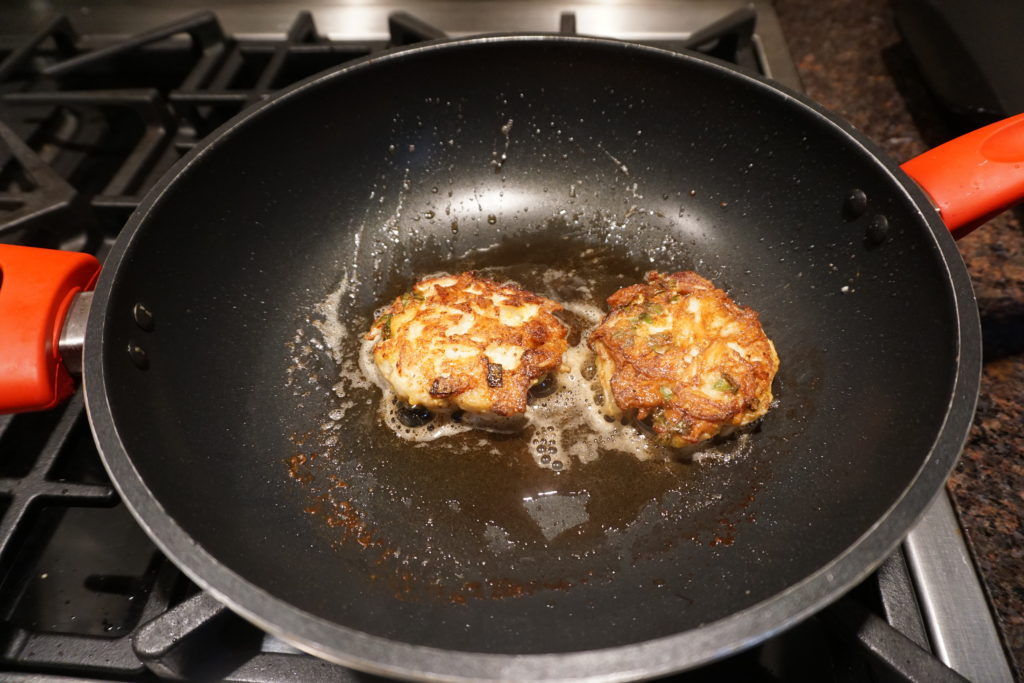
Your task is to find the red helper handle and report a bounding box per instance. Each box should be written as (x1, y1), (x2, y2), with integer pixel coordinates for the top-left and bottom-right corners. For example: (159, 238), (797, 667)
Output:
(901, 113), (1024, 239)
(0, 244), (101, 413)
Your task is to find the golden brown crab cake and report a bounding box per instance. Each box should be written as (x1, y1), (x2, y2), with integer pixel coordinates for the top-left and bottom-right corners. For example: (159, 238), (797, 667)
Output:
(588, 271), (779, 448)
(366, 272), (569, 417)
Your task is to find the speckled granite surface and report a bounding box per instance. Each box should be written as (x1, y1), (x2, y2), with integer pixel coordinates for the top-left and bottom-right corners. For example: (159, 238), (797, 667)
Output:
(773, 0), (1024, 676)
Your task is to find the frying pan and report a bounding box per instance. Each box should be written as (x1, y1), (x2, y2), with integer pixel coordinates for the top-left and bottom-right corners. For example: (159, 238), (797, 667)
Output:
(2, 35), (1023, 681)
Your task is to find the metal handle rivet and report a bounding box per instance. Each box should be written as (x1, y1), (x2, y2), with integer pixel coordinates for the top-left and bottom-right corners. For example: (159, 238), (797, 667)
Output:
(842, 188), (868, 219)
(128, 341), (149, 369)
(865, 214), (890, 245)
(133, 302), (155, 331)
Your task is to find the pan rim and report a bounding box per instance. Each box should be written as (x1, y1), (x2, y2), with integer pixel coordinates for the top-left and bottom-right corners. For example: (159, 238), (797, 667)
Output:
(83, 33), (981, 681)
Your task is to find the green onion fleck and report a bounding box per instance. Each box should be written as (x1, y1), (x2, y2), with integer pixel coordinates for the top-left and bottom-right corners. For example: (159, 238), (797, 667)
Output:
(380, 313), (393, 340)
(712, 376), (738, 393)
(659, 385), (674, 402)
(639, 303), (664, 324)
(400, 291), (424, 306)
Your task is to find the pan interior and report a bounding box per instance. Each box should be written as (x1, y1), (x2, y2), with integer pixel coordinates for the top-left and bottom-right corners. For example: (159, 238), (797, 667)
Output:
(98, 39), (960, 656)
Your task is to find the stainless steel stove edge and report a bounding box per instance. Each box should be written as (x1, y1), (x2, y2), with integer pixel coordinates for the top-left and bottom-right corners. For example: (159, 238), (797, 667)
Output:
(1, 0), (802, 90)
(905, 493), (1014, 682)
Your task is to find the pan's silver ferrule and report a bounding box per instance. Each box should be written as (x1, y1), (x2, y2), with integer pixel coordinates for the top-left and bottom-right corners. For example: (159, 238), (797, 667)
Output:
(59, 290), (92, 375)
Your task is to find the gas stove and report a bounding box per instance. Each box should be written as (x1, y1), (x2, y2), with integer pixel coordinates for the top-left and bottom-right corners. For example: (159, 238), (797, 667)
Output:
(0, 3), (1012, 681)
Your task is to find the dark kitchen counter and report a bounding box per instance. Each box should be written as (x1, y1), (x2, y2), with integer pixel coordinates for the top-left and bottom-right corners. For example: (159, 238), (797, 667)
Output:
(774, 0), (1024, 676)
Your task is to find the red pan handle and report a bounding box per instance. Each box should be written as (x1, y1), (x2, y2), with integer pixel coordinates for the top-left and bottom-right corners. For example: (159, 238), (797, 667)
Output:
(901, 112), (1024, 239)
(0, 244), (101, 413)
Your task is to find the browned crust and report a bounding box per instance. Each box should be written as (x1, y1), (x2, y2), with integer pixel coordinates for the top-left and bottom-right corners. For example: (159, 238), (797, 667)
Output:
(367, 272), (569, 416)
(588, 271), (779, 446)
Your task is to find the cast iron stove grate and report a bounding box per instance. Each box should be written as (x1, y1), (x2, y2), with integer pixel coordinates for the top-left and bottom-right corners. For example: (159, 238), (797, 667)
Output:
(0, 9), (970, 682)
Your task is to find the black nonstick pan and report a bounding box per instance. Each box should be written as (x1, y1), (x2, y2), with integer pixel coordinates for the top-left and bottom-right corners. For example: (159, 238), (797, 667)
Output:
(2, 35), (1022, 681)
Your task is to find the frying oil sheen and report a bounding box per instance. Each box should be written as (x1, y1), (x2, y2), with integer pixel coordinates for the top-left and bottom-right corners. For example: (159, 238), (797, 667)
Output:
(288, 240), (764, 594)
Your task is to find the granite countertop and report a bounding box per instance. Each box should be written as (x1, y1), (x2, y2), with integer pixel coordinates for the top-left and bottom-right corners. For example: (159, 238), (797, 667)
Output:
(774, 0), (1024, 675)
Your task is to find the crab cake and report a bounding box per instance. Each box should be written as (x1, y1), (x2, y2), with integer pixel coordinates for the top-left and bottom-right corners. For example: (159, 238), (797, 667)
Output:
(588, 271), (779, 448)
(366, 273), (569, 417)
